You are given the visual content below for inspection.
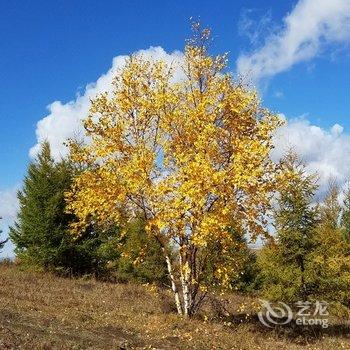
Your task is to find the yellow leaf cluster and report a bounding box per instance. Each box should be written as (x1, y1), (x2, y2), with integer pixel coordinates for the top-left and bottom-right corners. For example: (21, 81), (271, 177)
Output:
(66, 32), (283, 287)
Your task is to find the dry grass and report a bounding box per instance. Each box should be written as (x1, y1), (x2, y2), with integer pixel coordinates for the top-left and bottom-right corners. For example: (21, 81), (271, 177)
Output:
(0, 264), (349, 349)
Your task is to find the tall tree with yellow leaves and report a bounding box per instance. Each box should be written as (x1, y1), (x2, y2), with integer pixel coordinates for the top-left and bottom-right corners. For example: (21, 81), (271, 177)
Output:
(66, 24), (283, 317)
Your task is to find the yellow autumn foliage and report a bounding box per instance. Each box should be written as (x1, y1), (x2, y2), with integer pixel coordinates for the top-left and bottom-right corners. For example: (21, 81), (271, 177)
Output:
(66, 25), (284, 316)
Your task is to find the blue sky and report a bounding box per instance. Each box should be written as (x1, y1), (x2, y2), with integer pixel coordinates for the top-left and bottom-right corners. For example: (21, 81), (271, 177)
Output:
(1, 0), (350, 256)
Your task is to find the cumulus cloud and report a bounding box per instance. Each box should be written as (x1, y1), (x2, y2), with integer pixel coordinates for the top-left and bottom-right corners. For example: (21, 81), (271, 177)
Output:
(237, 0), (350, 83)
(0, 187), (19, 223)
(29, 41), (350, 198)
(30, 47), (184, 160)
(272, 117), (350, 194)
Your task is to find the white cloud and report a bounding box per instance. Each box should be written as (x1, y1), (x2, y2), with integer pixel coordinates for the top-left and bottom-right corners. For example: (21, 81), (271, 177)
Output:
(30, 47), (184, 160)
(237, 0), (350, 83)
(272, 117), (350, 194)
(0, 187), (19, 258)
(238, 8), (274, 46)
(29, 41), (350, 199)
(0, 187), (19, 223)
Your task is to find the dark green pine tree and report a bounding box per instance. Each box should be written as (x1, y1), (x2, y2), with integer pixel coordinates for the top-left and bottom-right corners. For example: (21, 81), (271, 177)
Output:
(114, 218), (168, 284)
(9, 142), (102, 275)
(258, 152), (319, 302)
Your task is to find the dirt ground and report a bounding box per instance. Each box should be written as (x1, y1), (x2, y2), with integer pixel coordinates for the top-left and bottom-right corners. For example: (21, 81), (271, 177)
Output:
(0, 264), (349, 349)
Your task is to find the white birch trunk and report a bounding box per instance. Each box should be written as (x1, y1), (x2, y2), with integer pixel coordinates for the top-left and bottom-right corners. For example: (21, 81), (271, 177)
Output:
(179, 253), (191, 317)
(165, 254), (183, 315)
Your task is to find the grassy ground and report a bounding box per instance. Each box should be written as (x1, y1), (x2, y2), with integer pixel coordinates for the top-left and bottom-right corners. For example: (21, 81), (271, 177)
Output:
(0, 264), (349, 349)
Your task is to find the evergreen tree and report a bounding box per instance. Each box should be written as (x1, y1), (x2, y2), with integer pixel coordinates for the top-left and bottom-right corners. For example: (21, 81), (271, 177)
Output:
(309, 183), (350, 304)
(9, 142), (103, 275)
(203, 228), (260, 293)
(114, 218), (168, 284)
(258, 152), (319, 301)
(259, 161), (350, 306)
